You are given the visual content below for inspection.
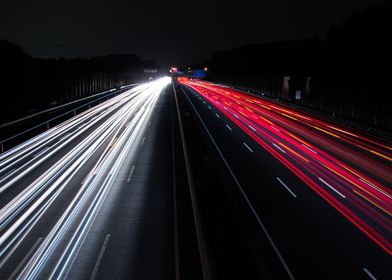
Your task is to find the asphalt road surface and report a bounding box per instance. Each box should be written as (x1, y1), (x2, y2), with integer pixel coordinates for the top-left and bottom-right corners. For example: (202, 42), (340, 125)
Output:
(178, 78), (391, 280)
(1, 75), (390, 280)
(0, 77), (175, 279)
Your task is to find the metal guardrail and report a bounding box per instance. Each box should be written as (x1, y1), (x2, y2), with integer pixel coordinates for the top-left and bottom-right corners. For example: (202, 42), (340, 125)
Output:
(0, 84), (137, 153)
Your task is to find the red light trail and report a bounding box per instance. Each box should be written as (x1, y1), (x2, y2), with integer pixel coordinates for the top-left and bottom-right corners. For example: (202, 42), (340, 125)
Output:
(179, 78), (392, 255)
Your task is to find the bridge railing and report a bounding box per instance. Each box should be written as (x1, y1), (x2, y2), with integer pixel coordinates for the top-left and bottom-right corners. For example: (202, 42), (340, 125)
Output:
(0, 84), (137, 153)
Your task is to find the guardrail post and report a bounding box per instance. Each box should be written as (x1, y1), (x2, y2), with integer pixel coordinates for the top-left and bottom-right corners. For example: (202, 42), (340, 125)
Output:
(73, 110), (76, 116)
(47, 122), (50, 130)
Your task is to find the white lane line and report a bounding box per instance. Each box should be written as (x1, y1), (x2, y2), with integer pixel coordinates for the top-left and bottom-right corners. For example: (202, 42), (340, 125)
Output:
(318, 177), (346, 198)
(90, 234), (111, 280)
(8, 237), (43, 279)
(181, 91), (295, 280)
(301, 144), (317, 154)
(203, 101), (206, 104)
(140, 136), (146, 146)
(363, 268), (378, 280)
(1, 90), (149, 238)
(215, 113), (220, 118)
(208, 106), (212, 110)
(359, 178), (392, 199)
(243, 142), (253, 152)
(226, 124), (232, 131)
(233, 114), (239, 119)
(127, 165), (136, 183)
(273, 143), (286, 154)
(271, 126), (280, 132)
(276, 177), (297, 198)
(248, 125), (256, 132)
(44, 88), (160, 278)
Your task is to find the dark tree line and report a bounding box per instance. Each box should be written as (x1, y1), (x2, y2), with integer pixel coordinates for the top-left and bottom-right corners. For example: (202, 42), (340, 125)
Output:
(0, 40), (156, 123)
(208, 1), (392, 131)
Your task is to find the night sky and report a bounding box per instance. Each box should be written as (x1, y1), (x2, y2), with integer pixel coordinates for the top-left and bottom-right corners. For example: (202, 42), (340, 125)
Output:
(0, 0), (387, 67)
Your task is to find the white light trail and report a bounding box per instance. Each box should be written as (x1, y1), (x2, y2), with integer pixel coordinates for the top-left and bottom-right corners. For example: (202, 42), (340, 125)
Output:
(0, 77), (171, 278)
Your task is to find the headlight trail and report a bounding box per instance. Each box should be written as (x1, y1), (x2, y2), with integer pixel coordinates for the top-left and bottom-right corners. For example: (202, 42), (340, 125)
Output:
(0, 77), (171, 278)
(179, 78), (391, 255)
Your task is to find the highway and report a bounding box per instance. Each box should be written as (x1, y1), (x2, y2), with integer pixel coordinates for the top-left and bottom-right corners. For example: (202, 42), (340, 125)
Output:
(177, 78), (391, 279)
(0, 77), (175, 279)
(0, 75), (390, 279)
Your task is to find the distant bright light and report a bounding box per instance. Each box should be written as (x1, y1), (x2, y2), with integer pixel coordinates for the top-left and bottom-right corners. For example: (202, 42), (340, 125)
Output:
(151, 76), (171, 89)
(204, 67), (208, 71)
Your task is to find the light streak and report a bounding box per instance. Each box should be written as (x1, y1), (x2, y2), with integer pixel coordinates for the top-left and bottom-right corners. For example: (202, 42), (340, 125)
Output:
(0, 77), (171, 277)
(179, 79), (392, 255)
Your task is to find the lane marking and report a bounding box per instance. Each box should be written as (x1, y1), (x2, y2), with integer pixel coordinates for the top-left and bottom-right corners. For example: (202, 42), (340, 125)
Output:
(8, 237), (43, 279)
(363, 268), (378, 280)
(180, 87), (295, 280)
(140, 136), (146, 146)
(279, 142), (309, 163)
(318, 177), (346, 198)
(208, 106), (212, 110)
(301, 144), (318, 154)
(271, 126), (280, 132)
(226, 124), (232, 131)
(243, 142), (253, 152)
(127, 165), (136, 183)
(276, 177), (297, 198)
(248, 125), (256, 132)
(273, 143), (286, 154)
(215, 113), (220, 118)
(90, 234), (111, 280)
(359, 178), (392, 199)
